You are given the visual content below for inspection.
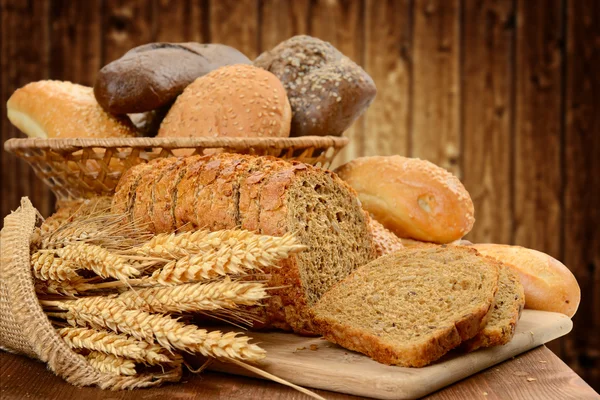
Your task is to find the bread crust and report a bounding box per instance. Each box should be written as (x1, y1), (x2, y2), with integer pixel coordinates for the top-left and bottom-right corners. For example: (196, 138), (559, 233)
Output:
(158, 65), (291, 139)
(368, 217), (403, 257)
(335, 156), (475, 244)
(472, 244), (580, 317)
(311, 246), (499, 367)
(7, 80), (137, 139)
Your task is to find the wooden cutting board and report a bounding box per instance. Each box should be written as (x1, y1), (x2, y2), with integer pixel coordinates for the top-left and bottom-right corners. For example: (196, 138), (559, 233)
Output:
(208, 310), (572, 399)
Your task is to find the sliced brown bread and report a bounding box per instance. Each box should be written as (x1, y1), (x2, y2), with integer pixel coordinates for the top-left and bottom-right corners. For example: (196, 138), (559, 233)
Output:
(112, 154), (376, 333)
(462, 263), (525, 352)
(310, 246), (500, 367)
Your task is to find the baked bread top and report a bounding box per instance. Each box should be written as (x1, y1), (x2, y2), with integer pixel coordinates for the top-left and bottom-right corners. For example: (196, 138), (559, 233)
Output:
(311, 246), (499, 367)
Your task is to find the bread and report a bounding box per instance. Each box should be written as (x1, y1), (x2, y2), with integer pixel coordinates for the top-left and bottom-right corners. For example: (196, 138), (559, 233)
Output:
(462, 263), (525, 352)
(111, 154), (376, 333)
(254, 35), (376, 137)
(400, 238), (474, 247)
(368, 217), (403, 257)
(94, 43), (251, 114)
(157, 65), (291, 139)
(472, 244), (580, 317)
(128, 104), (171, 137)
(310, 246), (500, 367)
(335, 156), (475, 243)
(6, 81), (137, 139)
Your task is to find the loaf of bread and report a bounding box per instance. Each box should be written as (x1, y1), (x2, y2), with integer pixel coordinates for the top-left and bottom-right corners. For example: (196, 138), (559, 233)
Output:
(112, 153), (376, 334)
(94, 43), (251, 114)
(472, 244), (580, 317)
(368, 217), (403, 257)
(335, 156), (475, 243)
(462, 263), (524, 352)
(311, 246), (500, 367)
(157, 65), (291, 139)
(254, 35), (376, 137)
(7, 81), (137, 139)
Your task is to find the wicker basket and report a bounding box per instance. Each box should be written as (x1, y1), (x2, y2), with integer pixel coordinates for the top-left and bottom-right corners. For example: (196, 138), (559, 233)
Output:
(4, 136), (348, 201)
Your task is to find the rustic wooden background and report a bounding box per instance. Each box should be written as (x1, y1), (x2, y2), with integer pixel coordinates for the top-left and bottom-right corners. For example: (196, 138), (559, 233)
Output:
(1, 0), (598, 390)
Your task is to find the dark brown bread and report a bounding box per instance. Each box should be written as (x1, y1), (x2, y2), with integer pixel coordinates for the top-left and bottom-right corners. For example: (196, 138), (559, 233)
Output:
(254, 35), (376, 137)
(311, 246), (500, 367)
(94, 43), (251, 114)
(112, 154), (376, 333)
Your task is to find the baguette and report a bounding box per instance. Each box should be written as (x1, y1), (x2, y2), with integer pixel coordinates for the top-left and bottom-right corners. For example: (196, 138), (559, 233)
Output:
(472, 244), (580, 317)
(112, 154), (376, 333)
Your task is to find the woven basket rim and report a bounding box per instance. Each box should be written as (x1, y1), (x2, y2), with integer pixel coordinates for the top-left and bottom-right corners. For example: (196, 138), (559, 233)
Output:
(4, 136), (349, 151)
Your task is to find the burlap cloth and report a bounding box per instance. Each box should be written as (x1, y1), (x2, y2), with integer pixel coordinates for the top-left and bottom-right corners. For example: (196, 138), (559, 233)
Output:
(0, 197), (174, 389)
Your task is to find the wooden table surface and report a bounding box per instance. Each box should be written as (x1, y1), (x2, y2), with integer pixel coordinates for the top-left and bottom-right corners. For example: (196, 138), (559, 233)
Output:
(1, 346), (598, 400)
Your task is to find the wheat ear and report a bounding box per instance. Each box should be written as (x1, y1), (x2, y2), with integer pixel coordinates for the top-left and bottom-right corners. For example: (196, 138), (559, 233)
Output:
(31, 251), (80, 282)
(57, 327), (171, 365)
(55, 243), (140, 282)
(35, 278), (90, 297)
(50, 297), (265, 362)
(118, 277), (267, 313)
(86, 351), (137, 376)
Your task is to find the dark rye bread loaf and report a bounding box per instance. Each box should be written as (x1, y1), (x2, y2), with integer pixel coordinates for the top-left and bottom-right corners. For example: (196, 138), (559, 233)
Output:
(112, 154), (376, 333)
(311, 246), (500, 367)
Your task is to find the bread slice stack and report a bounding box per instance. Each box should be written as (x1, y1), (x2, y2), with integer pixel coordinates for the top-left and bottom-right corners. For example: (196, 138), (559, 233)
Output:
(311, 246), (524, 367)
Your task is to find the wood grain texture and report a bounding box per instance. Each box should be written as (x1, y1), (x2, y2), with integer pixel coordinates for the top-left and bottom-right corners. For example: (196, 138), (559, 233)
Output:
(310, 0), (366, 168)
(562, 0), (600, 387)
(258, 0), (310, 53)
(363, 0), (412, 158)
(209, 0), (259, 59)
(513, 0), (563, 259)
(154, 0), (207, 42)
(102, 0), (155, 64)
(0, 0), (52, 219)
(1, 346), (597, 400)
(461, 0), (515, 244)
(411, 0), (461, 176)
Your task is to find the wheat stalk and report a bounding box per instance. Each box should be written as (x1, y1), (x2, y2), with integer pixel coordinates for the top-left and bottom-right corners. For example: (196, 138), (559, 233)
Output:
(47, 297), (265, 362)
(118, 277), (268, 313)
(31, 251), (80, 282)
(54, 243), (140, 282)
(86, 351), (137, 376)
(58, 327), (171, 365)
(35, 278), (89, 297)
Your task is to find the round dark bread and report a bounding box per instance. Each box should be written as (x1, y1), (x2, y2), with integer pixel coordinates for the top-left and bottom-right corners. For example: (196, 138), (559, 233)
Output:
(94, 43), (251, 114)
(254, 35), (376, 137)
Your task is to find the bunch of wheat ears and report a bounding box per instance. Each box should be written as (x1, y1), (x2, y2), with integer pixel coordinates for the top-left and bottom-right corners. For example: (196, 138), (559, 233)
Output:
(32, 200), (322, 398)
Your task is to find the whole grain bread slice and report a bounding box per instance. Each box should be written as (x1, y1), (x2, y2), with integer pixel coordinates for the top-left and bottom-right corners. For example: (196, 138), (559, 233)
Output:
(310, 246), (500, 367)
(461, 262), (524, 352)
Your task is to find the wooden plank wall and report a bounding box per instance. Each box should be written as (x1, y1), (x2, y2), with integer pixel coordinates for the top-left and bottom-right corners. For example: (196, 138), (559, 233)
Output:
(0, 0), (598, 390)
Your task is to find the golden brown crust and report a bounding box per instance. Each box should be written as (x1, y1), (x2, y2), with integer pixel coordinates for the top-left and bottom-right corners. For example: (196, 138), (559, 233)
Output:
(368, 217), (403, 257)
(472, 244), (580, 317)
(158, 65), (291, 139)
(131, 158), (176, 231)
(335, 156), (475, 244)
(112, 162), (156, 224)
(173, 155), (213, 230)
(7, 80), (137, 139)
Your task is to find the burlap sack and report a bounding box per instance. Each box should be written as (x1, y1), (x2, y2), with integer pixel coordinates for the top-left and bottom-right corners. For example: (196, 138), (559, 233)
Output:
(0, 197), (175, 389)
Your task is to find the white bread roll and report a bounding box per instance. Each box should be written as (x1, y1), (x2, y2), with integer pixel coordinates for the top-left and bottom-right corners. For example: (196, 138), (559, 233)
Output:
(7, 80), (137, 138)
(472, 244), (580, 317)
(158, 64), (291, 139)
(335, 156), (475, 243)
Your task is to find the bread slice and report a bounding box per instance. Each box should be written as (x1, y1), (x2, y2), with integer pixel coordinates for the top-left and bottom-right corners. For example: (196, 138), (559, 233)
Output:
(113, 154), (376, 334)
(462, 263), (525, 352)
(310, 246), (499, 367)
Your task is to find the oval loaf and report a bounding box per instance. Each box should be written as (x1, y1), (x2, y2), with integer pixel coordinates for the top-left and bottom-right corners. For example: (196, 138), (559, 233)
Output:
(335, 156), (475, 243)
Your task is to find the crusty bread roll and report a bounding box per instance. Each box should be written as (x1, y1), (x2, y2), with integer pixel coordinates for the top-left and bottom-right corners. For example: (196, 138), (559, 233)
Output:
(158, 65), (291, 139)
(472, 244), (580, 317)
(368, 217), (403, 257)
(399, 238), (474, 247)
(7, 80), (137, 138)
(335, 156), (475, 243)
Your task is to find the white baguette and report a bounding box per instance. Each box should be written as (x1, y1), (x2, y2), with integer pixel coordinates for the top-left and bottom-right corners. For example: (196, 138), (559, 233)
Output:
(472, 244), (580, 317)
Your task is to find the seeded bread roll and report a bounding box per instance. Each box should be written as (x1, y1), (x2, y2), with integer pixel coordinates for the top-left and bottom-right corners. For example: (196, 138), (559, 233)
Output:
(112, 154), (375, 334)
(94, 43), (251, 114)
(368, 217), (403, 257)
(254, 35), (376, 137)
(158, 65), (291, 139)
(311, 246), (500, 367)
(335, 156), (475, 244)
(7, 81), (137, 139)
(472, 244), (580, 317)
